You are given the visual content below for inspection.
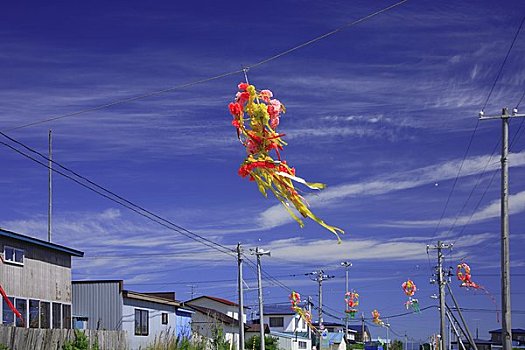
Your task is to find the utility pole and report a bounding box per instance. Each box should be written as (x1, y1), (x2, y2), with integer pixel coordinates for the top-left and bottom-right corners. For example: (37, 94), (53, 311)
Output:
(237, 243), (245, 350)
(428, 241), (452, 350)
(341, 261), (352, 343)
(307, 296), (313, 341)
(251, 247), (270, 350)
(405, 332), (408, 350)
(361, 313), (366, 344)
(308, 270), (334, 350)
(385, 320), (390, 350)
(446, 284), (478, 350)
(48, 129), (52, 242)
(479, 107), (524, 350)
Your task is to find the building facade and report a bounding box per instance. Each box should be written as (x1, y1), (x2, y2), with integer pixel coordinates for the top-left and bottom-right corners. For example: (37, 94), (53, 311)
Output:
(73, 280), (192, 350)
(0, 228), (83, 329)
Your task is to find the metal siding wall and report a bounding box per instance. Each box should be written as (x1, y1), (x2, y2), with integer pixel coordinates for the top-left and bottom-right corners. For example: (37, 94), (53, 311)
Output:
(72, 282), (123, 331)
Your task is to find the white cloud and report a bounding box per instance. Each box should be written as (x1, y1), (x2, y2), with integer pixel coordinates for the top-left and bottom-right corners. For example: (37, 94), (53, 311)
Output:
(383, 190), (525, 228)
(257, 151), (525, 230)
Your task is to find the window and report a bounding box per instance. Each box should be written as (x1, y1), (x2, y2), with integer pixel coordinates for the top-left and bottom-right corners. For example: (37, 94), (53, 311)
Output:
(299, 341), (307, 349)
(269, 317), (284, 328)
(40, 301), (50, 328)
(2, 297), (14, 325)
(161, 312), (168, 325)
(52, 303), (61, 329)
(29, 299), (39, 328)
(15, 299), (26, 327)
(62, 304), (71, 329)
(4, 246), (24, 265)
(135, 309), (149, 336)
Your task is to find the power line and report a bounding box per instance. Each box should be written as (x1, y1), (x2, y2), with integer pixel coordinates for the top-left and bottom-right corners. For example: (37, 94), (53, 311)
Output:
(4, 0), (409, 132)
(433, 13), (525, 244)
(481, 14), (525, 111)
(0, 133), (235, 257)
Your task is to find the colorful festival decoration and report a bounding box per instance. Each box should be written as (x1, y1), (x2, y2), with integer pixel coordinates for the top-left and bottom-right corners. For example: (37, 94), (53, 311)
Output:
(401, 279), (420, 313)
(289, 291), (316, 333)
(344, 291), (359, 318)
(456, 262), (479, 288)
(229, 82), (344, 241)
(456, 261), (499, 322)
(372, 309), (384, 326)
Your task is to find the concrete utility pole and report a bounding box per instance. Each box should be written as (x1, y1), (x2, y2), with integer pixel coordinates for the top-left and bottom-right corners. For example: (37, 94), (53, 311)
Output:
(252, 247), (271, 350)
(308, 270), (334, 350)
(237, 243), (245, 350)
(428, 241), (452, 350)
(48, 130), (52, 242)
(361, 313), (366, 344)
(446, 284), (478, 350)
(341, 261), (352, 342)
(479, 107), (525, 350)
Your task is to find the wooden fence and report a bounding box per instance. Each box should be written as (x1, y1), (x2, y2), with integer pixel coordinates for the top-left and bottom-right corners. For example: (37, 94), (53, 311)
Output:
(0, 327), (128, 350)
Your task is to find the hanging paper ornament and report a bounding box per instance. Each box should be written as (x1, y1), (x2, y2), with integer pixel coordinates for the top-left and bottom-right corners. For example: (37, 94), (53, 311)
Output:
(289, 291), (318, 333)
(371, 309), (384, 326)
(456, 261), (499, 322)
(229, 82), (344, 242)
(344, 291), (359, 318)
(456, 262), (479, 288)
(401, 279), (420, 313)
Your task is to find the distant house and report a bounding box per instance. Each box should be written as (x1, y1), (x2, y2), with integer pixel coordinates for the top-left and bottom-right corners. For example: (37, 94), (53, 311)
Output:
(259, 304), (312, 350)
(489, 328), (525, 347)
(185, 295), (249, 350)
(349, 324), (371, 343)
(0, 228), (83, 329)
(72, 280), (193, 350)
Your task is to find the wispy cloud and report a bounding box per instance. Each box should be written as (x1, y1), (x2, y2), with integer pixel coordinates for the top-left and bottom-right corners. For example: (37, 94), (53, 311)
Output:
(382, 190), (525, 228)
(257, 151), (525, 230)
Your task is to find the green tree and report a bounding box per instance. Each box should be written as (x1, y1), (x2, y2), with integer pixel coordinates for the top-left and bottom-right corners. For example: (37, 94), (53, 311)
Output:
(389, 340), (403, 350)
(245, 335), (280, 350)
(211, 325), (232, 350)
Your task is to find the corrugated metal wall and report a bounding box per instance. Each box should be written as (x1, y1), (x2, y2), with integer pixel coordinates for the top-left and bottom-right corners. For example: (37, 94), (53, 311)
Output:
(72, 281), (123, 331)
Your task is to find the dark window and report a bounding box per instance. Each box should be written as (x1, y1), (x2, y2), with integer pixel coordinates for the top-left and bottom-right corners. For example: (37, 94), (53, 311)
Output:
(4, 246), (24, 265)
(62, 305), (71, 329)
(52, 303), (61, 329)
(299, 341), (307, 349)
(134, 309), (149, 336)
(269, 317), (284, 327)
(161, 312), (168, 325)
(2, 297), (14, 326)
(15, 299), (26, 327)
(40, 302), (50, 329)
(29, 299), (39, 328)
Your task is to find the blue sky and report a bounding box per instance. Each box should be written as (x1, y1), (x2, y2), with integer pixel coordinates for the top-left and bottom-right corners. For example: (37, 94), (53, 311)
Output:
(1, 0), (525, 342)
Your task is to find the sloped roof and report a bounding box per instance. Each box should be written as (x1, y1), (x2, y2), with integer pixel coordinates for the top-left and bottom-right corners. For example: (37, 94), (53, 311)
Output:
(187, 295), (250, 308)
(187, 304), (240, 326)
(0, 228), (84, 257)
(263, 304), (296, 315)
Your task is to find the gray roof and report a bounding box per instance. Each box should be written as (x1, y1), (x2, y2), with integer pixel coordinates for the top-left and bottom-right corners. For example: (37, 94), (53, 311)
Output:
(263, 304), (297, 315)
(0, 228), (84, 257)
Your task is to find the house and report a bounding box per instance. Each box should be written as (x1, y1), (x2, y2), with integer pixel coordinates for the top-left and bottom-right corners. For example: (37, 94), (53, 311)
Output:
(72, 280), (193, 350)
(185, 295), (249, 350)
(0, 228), (83, 329)
(489, 328), (525, 347)
(258, 304), (312, 350)
(349, 324), (371, 343)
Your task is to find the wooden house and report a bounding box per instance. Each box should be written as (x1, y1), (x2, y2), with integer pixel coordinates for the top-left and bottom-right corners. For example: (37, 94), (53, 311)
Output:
(0, 227), (84, 328)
